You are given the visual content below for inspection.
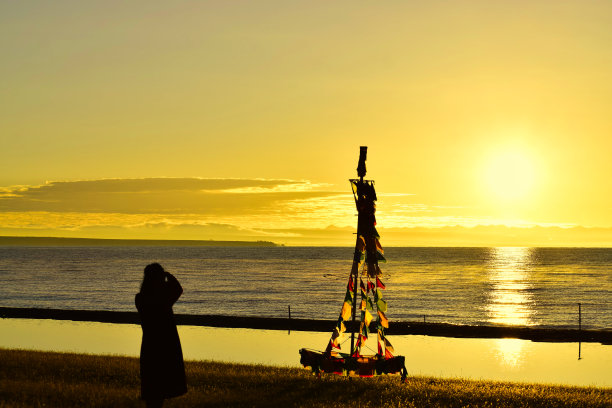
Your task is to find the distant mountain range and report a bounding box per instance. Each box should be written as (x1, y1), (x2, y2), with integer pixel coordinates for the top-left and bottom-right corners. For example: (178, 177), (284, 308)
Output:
(0, 236), (279, 247)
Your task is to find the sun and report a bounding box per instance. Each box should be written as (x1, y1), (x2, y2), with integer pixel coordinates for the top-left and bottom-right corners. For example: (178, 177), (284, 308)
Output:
(483, 148), (537, 203)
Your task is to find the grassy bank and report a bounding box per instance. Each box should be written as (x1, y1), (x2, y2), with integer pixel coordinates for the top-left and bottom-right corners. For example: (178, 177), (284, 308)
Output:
(0, 349), (609, 408)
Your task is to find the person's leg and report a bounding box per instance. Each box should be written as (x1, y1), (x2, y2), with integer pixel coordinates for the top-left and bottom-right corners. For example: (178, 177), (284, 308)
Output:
(145, 399), (163, 408)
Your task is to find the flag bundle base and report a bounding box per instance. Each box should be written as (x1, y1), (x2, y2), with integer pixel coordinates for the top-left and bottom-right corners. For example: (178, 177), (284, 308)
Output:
(299, 348), (407, 381)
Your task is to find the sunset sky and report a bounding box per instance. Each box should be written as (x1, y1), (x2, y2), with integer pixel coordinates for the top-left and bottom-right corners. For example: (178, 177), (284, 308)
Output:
(1, 1), (611, 246)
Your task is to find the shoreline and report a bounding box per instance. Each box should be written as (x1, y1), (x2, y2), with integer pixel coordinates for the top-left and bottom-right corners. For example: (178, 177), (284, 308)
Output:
(2, 306), (610, 344)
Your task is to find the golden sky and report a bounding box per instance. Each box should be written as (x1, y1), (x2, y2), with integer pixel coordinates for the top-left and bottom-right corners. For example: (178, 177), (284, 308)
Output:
(1, 1), (611, 246)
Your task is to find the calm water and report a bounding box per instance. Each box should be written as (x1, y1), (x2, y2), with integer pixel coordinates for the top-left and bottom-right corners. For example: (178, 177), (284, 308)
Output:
(0, 246), (610, 329)
(1, 318), (610, 387)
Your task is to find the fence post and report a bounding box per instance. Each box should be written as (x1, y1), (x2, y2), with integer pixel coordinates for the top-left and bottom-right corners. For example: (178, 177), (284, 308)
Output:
(288, 305), (291, 335)
(578, 303), (581, 331)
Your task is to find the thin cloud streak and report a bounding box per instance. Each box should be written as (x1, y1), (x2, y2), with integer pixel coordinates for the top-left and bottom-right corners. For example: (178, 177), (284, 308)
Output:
(0, 178), (313, 201)
(0, 178), (342, 215)
(0, 177), (602, 246)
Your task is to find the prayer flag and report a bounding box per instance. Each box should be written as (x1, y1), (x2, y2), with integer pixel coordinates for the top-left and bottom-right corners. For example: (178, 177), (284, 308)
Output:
(375, 238), (384, 254)
(366, 296), (374, 310)
(341, 301), (352, 321)
(359, 321), (368, 339)
(378, 310), (389, 328)
(384, 337), (395, 353)
(375, 264), (382, 276)
(357, 235), (366, 252)
(376, 298), (387, 313)
(355, 256), (365, 266)
(385, 348), (394, 359)
(364, 309), (373, 327)
(344, 289), (353, 304)
(359, 315), (370, 338)
(376, 277), (386, 290)
(353, 337), (362, 357)
(367, 281), (375, 292)
(331, 328), (339, 340)
(360, 279), (366, 292)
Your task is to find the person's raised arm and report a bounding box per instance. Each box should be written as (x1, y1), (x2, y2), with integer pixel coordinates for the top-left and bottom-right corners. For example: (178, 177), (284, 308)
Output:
(165, 272), (183, 305)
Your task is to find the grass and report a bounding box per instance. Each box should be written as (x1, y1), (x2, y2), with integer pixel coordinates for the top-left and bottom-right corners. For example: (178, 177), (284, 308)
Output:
(0, 348), (610, 407)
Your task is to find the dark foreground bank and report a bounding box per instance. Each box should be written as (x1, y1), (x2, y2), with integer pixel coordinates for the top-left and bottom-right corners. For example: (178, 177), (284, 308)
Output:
(1, 307), (610, 344)
(1, 348), (609, 408)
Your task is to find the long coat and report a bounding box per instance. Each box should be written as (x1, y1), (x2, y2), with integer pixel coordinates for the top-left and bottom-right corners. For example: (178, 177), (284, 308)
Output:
(135, 274), (187, 400)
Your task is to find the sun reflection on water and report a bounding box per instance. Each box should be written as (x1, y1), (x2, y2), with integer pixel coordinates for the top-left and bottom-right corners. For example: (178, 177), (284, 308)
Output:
(486, 247), (536, 368)
(494, 338), (525, 369)
(486, 247), (535, 327)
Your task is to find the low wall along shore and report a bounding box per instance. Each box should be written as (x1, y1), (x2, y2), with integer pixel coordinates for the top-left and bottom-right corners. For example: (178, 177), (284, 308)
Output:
(1, 307), (610, 344)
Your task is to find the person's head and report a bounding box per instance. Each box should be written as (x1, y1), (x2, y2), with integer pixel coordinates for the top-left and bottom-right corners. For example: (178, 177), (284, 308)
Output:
(140, 263), (166, 294)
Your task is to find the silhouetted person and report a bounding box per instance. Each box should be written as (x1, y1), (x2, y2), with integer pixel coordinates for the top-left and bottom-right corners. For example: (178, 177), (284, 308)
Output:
(135, 263), (187, 407)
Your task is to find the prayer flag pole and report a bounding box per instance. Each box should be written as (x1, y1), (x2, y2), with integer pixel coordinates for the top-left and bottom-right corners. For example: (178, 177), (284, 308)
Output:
(299, 146), (407, 381)
(349, 146), (368, 356)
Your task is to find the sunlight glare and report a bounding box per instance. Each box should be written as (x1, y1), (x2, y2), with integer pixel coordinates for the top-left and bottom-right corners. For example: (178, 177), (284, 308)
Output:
(483, 149), (537, 202)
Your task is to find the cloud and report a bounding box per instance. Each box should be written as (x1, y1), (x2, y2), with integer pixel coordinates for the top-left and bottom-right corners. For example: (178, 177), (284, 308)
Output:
(1, 178), (303, 195)
(0, 220), (300, 241)
(2, 178), (608, 246)
(0, 178), (342, 215)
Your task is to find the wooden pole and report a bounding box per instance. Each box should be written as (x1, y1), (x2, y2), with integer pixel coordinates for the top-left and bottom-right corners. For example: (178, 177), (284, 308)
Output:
(349, 236), (360, 356)
(578, 303), (582, 360)
(349, 146), (369, 361)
